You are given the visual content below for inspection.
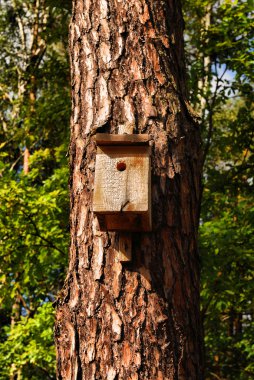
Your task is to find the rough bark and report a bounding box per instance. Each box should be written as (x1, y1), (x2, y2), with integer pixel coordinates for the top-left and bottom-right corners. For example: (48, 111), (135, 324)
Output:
(55, 0), (203, 379)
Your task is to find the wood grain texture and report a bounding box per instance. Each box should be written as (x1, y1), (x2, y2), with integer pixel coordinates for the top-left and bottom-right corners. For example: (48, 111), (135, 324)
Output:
(93, 146), (151, 231)
(55, 0), (204, 378)
(96, 133), (150, 145)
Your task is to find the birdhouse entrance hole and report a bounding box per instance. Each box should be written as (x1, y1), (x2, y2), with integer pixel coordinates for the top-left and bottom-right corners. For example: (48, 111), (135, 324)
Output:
(116, 161), (126, 171)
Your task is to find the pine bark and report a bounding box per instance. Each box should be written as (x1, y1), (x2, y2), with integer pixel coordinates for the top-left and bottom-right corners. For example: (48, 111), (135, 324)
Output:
(55, 0), (203, 379)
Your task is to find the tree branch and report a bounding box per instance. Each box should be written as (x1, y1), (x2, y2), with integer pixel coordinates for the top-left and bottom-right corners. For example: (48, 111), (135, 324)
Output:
(20, 209), (66, 256)
(202, 63), (228, 166)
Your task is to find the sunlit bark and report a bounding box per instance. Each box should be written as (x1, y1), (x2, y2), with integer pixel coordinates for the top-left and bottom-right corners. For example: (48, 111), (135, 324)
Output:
(55, 0), (203, 378)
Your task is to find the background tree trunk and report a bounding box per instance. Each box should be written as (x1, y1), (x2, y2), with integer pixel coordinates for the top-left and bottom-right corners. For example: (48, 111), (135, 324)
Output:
(55, 0), (203, 378)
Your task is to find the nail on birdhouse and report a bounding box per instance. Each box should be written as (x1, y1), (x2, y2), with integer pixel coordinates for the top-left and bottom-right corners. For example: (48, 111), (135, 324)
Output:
(93, 134), (152, 232)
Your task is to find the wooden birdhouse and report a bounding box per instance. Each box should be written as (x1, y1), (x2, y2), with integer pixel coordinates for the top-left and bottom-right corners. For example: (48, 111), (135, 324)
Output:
(93, 134), (152, 232)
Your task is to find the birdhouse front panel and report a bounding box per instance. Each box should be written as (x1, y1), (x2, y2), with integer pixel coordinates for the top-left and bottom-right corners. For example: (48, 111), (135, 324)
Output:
(93, 145), (151, 231)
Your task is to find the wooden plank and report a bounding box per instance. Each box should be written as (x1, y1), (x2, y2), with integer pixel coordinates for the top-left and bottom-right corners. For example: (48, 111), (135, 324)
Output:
(96, 145), (151, 156)
(118, 233), (132, 262)
(96, 133), (150, 146)
(93, 147), (150, 214)
(96, 213), (152, 232)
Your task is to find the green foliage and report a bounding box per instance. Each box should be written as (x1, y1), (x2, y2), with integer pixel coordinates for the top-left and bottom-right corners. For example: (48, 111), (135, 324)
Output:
(0, 157), (69, 379)
(199, 100), (254, 379)
(0, 154), (69, 306)
(206, 1), (254, 82)
(0, 0), (70, 378)
(201, 196), (254, 378)
(184, 0), (254, 110)
(184, 0), (254, 378)
(0, 0), (71, 164)
(0, 304), (56, 379)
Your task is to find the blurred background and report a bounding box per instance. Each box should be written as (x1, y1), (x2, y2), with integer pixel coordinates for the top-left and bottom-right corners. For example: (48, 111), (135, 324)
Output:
(0, 0), (253, 379)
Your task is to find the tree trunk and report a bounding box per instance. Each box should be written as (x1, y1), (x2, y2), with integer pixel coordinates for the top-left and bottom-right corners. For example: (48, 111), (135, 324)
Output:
(55, 0), (203, 379)
(23, 147), (30, 174)
(197, 5), (211, 119)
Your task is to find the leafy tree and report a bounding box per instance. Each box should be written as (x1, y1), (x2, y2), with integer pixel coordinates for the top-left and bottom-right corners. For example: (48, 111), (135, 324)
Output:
(200, 99), (254, 379)
(183, 0), (254, 378)
(0, 0), (71, 378)
(0, 304), (56, 380)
